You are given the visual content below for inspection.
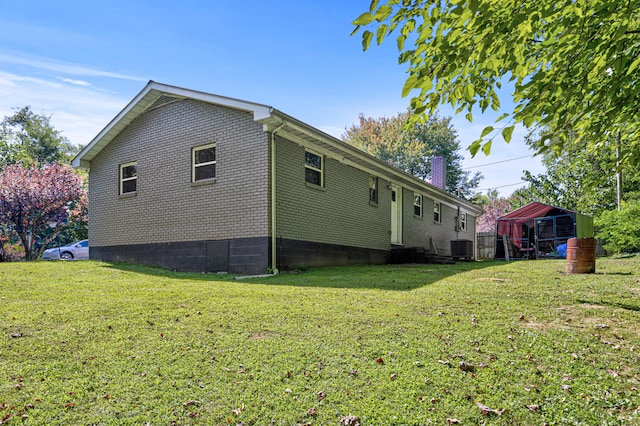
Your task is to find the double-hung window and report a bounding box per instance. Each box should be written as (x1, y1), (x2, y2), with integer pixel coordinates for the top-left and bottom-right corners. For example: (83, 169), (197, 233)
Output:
(434, 201), (441, 223)
(120, 162), (137, 195)
(369, 176), (378, 204)
(305, 150), (323, 186)
(414, 193), (423, 217)
(459, 213), (467, 231)
(192, 143), (216, 182)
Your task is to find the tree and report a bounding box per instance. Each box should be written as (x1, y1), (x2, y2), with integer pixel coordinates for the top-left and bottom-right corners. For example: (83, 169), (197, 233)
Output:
(516, 130), (640, 215)
(1, 106), (78, 167)
(476, 191), (510, 233)
(0, 163), (87, 261)
(343, 112), (482, 198)
(353, 0), (640, 181)
(595, 200), (640, 254)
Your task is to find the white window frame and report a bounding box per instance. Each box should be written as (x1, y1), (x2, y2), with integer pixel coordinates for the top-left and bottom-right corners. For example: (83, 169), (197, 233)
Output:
(413, 193), (423, 217)
(304, 149), (323, 187)
(434, 201), (441, 223)
(192, 143), (216, 183)
(459, 213), (467, 231)
(369, 176), (378, 204)
(119, 161), (137, 195)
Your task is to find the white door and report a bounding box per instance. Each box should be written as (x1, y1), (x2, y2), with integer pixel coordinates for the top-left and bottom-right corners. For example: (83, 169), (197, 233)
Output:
(390, 185), (402, 245)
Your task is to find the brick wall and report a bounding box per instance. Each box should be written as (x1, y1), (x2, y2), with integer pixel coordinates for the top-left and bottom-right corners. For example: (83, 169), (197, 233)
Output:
(275, 137), (391, 250)
(89, 99), (269, 247)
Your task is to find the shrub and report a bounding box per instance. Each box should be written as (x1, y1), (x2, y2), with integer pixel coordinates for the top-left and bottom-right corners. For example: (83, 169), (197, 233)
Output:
(595, 200), (640, 254)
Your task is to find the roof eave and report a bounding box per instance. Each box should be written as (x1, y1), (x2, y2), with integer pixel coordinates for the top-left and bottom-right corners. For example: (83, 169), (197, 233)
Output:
(72, 81), (274, 170)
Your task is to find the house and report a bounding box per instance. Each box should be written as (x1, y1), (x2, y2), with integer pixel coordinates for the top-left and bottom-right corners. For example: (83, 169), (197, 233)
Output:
(495, 202), (593, 260)
(72, 81), (481, 274)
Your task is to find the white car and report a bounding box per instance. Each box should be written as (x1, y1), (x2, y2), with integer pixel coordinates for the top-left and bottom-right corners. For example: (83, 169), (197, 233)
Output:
(42, 240), (89, 260)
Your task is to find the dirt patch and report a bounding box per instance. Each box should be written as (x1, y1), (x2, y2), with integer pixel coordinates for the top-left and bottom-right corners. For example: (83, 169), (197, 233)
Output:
(250, 332), (271, 340)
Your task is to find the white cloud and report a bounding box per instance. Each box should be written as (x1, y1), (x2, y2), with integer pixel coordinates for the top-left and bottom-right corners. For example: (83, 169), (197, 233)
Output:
(0, 70), (129, 146)
(0, 51), (146, 82)
(58, 77), (92, 87)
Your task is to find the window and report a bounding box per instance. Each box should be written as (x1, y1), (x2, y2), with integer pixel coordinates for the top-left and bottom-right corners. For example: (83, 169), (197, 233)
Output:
(120, 162), (137, 195)
(414, 193), (423, 217)
(192, 143), (216, 182)
(434, 201), (441, 223)
(369, 176), (378, 203)
(459, 213), (467, 231)
(305, 150), (323, 186)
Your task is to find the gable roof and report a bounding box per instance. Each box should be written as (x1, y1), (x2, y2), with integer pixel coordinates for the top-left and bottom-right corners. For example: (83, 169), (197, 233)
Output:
(72, 81), (480, 214)
(500, 202), (576, 221)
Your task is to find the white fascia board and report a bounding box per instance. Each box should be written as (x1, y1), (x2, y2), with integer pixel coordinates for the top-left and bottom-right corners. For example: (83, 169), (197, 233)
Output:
(268, 111), (481, 215)
(72, 81), (159, 169)
(149, 82), (273, 120)
(72, 81), (274, 170)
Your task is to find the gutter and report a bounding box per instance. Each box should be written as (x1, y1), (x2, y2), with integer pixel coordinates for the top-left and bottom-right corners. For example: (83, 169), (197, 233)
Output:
(270, 121), (285, 274)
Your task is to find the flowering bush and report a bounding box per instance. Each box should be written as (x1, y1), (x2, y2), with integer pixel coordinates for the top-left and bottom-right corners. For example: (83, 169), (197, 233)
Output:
(0, 163), (87, 260)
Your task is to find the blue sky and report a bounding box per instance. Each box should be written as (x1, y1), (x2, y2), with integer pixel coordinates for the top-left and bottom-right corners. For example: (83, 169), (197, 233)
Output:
(0, 1), (544, 195)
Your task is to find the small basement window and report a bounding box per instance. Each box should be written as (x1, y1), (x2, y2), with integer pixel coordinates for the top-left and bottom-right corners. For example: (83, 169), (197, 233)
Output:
(305, 150), (323, 186)
(120, 162), (137, 195)
(434, 201), (441, 223)
(193, 143), (216, 182)
(414, 193), (423, 217)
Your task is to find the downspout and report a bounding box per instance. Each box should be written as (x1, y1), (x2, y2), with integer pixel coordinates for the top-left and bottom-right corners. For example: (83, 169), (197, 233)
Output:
(270, 121), (285, 274)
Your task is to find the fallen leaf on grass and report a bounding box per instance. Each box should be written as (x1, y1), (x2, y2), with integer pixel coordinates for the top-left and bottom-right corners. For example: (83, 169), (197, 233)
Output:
(306, 407), (317, 416)
(526, 404), (541, 411)
(339, 414), (360, 426)
(317, 391), (326, 401)
(375, 357), (384, 364)
(231, 404), (244, 416)
(459, 362), (475, 372)
(183, 400), (199, 407)
(561, 384), (572, 393)
(607, 369), (620, 377)
(446, 419), (460, 425)
(477, 402), (505, 416)
(390, 374), (397, 381)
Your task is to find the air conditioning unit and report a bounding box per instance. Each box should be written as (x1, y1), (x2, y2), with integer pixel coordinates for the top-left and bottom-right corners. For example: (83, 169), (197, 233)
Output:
(451, 239), (473, 260)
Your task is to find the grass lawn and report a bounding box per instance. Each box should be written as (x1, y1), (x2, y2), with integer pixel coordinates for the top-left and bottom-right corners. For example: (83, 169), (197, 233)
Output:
(0, 258), (639, 425)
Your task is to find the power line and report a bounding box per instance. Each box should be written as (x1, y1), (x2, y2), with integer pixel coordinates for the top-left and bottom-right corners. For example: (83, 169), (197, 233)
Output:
(463, 155), (532, 170)
(476, 181), (525, 191)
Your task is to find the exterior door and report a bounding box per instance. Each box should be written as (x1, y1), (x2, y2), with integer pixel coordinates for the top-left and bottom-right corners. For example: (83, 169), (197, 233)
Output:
(390, 185), (402, 244)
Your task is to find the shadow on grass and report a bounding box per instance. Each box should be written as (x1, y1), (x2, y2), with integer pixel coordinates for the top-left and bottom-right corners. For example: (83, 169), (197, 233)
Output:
(578, 298), (640, 312)
(102, 260), (501, 291)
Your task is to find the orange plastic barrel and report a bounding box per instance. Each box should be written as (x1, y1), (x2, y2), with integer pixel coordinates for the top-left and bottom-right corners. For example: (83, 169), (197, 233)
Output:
(566, 237), (596, 274)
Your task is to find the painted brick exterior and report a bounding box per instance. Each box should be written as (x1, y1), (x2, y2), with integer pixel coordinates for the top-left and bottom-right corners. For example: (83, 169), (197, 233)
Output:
(89, 98), (269, 256)
(82, 83), (479, 273)
(275, 137), (391, 250)
(274, 137), (476, 260)
(402, 191), (476, 256)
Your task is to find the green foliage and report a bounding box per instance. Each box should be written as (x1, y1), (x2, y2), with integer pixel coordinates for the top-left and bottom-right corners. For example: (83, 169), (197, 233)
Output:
(342, 112), (482, 199)
(519, 131), (640, 216)
(0, 260), (639, 423)
(0, 106), (78, 167)
(353, 0), (640, 181)
(595, 201), (640, 254)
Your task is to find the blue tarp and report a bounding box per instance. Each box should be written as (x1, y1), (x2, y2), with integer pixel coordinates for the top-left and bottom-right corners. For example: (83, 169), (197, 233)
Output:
(557, 243), (568, 258)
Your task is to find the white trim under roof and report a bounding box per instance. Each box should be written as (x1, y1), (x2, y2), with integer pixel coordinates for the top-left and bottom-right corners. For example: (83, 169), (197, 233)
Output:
(71, 81), (273, 169)
(71, 81), (481, 215)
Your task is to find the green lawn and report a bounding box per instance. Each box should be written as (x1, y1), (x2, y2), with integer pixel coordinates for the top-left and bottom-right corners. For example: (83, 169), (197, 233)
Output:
(0, 258), (639, 425)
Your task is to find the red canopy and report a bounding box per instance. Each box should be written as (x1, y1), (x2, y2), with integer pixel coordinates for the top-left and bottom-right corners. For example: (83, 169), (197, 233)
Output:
(497, 202), (576, 249)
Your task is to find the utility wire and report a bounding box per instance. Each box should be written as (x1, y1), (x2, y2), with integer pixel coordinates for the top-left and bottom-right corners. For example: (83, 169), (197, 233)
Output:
(463, 155), (532, 170)
(476, 181), (525, 192)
